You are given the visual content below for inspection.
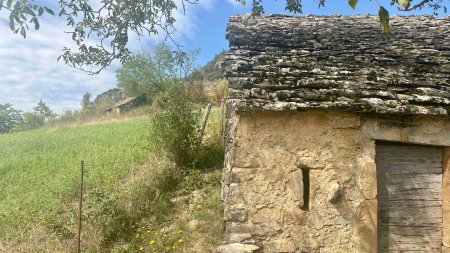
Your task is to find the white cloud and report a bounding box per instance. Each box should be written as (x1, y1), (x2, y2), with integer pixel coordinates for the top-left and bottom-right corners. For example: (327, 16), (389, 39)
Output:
(226, 0), (244, 8)
(0, 0), (215, 113)
(0, 14), (117, 113)
(127, 0), (216, 49)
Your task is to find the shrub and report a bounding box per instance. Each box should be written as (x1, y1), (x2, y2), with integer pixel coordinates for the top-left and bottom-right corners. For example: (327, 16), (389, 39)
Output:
(149, 82), (200, 168)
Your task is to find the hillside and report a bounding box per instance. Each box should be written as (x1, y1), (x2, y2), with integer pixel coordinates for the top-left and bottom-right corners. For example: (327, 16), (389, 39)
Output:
(187, 51), (226, 82)
(0, 110), (224, 252)
(0, 117), (151, 237)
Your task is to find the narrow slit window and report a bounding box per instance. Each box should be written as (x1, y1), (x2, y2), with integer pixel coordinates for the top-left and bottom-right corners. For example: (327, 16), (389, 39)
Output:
(301, 169), (310, 211)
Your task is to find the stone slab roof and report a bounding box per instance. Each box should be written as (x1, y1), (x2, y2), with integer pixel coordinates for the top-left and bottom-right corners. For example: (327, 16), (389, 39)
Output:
(225, 14), (450, 116)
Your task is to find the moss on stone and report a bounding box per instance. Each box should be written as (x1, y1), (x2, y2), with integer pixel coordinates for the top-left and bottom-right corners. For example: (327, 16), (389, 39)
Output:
(366, 70), (377, 81)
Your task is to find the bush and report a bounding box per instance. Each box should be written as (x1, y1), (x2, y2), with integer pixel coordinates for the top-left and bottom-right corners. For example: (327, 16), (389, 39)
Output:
(149, 82), (200, 168)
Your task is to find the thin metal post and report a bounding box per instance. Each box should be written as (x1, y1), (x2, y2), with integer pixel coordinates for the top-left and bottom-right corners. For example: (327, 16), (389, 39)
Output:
(76, 161), (84, 253)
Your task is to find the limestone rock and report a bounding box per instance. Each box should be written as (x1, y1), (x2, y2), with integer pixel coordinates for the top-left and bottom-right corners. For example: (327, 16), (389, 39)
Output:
(229, 233), (255, 244)
(187, 219), (203, 230)
(191, 190), (206, 203)
(225, 207), (247, 222)
(170, 195), (189, 203)
(327, 182), (341, 203)
(286, 170), (304, 206)
(216, 243), (259, 253)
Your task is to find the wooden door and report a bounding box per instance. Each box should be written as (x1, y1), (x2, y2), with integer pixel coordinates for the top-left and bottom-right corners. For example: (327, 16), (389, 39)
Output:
(376, 142), (443, 252)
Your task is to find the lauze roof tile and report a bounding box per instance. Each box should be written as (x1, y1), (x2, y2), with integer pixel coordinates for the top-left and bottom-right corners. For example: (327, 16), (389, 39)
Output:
(225, 14), (450, 116)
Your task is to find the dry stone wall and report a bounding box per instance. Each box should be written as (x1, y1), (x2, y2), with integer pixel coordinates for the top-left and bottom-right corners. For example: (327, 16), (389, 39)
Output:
(221, 110), (450, 252)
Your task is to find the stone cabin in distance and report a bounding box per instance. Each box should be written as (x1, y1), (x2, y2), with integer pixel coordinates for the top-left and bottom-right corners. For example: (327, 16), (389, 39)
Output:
(221, 15), (450, 252)
(105, 95), (147, 116)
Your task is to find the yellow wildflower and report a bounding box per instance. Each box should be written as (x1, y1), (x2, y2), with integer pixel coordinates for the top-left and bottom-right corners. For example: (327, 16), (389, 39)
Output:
(139, 246), (144, 251)
(150, 240), (155, 245)
(178, 239), (183, 243)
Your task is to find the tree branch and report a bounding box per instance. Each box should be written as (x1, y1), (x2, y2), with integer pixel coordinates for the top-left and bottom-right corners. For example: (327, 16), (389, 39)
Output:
(399, 0), (433, 11)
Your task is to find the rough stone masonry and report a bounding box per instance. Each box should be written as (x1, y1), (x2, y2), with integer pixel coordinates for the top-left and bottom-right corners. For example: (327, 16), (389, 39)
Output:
(219, 14), (450, 253)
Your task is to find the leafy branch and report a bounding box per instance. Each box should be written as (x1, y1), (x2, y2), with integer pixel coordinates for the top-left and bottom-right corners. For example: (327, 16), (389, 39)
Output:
(1, 0), (54, 38)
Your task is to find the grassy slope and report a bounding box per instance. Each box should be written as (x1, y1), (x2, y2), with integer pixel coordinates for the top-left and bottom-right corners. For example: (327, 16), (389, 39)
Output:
(0, 117), (151, 238)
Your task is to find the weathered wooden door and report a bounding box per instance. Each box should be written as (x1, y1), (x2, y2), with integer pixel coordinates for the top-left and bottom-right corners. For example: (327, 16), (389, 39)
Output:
(376, 142), (443, 252)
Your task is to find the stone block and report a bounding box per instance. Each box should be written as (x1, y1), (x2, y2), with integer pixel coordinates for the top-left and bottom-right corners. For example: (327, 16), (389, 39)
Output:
(231, 168), (258, 183)
(319, 245), (356, 253)
(263, 239), (298, 252)
(227, 183), (247, 205)
(216, 243), (259, 253)
(233, 148), (261, 168)
(225, 207), (248, 222)
(284, 209), (307, 225)
(443, 148), (450, 201)
(443, 246), (450, 253)
(333, 115), (361, 129)
(357, 157), (377, 200)
(444, 201), (450, 247)
(327, 181), (341, 203)
(252, 207), (283, 225)
(353, 200), (377, 253)
(295, 155), (325, 170)
(226, 223), (278, 237)
(286, 169), (304, 205)
(229, 233), (254, 244)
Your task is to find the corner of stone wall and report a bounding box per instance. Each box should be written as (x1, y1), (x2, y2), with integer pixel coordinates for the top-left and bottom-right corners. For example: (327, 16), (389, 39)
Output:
(222, 100), (240, 202)
(443, 147), (450, 251)
(218, 101), (260, 253)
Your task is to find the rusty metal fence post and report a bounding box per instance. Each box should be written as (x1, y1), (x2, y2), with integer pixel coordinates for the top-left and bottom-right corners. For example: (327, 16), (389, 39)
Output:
(76, 161), (84, 253)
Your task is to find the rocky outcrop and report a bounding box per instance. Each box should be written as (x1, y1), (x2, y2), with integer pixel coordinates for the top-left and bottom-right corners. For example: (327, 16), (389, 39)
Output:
(225, 14), (450, 116)
(93, 88), (127, 111)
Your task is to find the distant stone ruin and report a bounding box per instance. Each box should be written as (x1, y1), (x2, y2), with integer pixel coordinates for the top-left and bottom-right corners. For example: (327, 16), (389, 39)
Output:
(105, 95), (146, 116)
(221, 14), (450, 252)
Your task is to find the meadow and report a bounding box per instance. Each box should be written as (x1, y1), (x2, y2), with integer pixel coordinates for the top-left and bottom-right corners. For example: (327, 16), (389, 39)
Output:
(0, 107), (224, 252)
(0, 117), (151, 238)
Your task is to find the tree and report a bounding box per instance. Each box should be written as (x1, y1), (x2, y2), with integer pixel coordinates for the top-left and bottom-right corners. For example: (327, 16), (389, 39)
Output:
(33, 99), (56, 125)
(1, 0), (447, 73)
(21, 111), (43, 129)
(116, 47), (172, 99)
(59, 108), (78, 122)
(16, 100), (56, 130)
(80, 92), (93, 116)
(0, 103), (23, 133)
(177, 48), (200, 79)
(116, 43), (199, 100)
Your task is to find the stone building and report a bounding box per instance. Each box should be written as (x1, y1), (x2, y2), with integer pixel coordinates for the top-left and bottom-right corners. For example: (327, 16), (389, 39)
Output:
(105, 95), (147, 116)
(221, 15), (450, 252)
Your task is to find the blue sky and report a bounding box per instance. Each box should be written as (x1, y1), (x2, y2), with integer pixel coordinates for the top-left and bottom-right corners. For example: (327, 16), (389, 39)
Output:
(0, 0), (447, 112)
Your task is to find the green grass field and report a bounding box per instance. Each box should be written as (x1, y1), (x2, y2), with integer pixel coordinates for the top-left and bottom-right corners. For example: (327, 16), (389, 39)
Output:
(0, 117), (151, 238)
